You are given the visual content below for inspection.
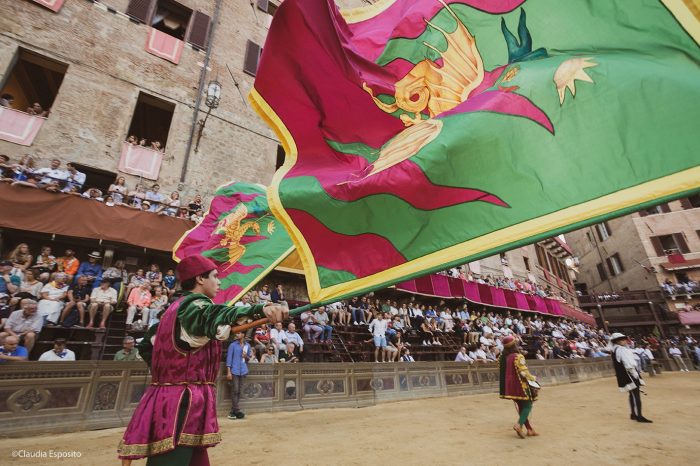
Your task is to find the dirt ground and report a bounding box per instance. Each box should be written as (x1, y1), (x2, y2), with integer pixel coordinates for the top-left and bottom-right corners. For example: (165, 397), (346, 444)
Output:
(1, 373), (698, 466)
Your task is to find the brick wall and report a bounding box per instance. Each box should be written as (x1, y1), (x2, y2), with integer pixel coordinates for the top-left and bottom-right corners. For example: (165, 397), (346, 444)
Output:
(0, 0), (279, 202)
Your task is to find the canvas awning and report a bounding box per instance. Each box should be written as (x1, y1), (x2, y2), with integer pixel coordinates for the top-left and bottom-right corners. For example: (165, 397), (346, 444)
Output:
(660, 259), (700, 271)
(0, 183), (194, 252)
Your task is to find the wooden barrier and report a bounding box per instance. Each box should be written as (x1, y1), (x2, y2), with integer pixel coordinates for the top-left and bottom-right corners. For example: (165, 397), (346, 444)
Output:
(0, 359), (615, 438)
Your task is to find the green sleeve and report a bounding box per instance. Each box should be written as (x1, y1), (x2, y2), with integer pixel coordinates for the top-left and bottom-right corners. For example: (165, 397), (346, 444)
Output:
(137, 324), (158, 368)
(177, 294), (265, 340)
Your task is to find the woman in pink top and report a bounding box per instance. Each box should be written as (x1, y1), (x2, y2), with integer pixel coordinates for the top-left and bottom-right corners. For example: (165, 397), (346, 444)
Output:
(126, 281), (152, 329)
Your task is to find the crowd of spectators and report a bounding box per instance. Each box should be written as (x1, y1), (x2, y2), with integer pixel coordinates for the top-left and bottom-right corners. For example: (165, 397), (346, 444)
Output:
(434, 264), (578, 309)
(0, 94), (50, 117)
(661, 278), (699, 297)
(0, 155), (204, 221)
(0, 245), (180, 359)
(3, 263), (700, 369)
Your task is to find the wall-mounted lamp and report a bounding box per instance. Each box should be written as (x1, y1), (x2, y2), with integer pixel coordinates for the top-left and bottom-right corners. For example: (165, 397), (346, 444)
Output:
(194, 79), (222, 152)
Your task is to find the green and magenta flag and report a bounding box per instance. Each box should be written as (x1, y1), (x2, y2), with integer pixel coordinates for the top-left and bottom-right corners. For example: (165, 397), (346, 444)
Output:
(250, 0), (700, 304)
(173, 182), (294, 304)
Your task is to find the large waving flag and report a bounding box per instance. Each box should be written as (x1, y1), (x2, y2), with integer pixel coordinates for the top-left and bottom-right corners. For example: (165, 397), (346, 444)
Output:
(173, 182), (294, 304)
(250, 0), (700, 304)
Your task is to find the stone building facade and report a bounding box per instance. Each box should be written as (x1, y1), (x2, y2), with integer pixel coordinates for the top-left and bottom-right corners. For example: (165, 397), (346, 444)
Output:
(0, 0), (282, 201)
(566, 197), (700, 336)
(567, 198), (700, 305)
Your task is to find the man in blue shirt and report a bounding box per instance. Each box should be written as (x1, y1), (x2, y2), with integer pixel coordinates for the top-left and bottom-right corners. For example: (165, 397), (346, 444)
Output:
(74, 251), (103, 290)
(226, 332), (251, 420)
(0, 335), (29, 362)
(0, 260), (20, 295)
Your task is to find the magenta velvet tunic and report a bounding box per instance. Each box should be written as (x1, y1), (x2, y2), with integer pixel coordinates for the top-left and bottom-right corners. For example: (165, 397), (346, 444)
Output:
(118, 297), (223, 459)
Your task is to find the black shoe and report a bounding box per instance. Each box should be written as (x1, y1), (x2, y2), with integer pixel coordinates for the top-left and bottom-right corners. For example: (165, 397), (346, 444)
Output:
(630, 414), (638, 421)
(227, 410), (237, 420)
(234, 410), (245, 419)
(637, 416), (653, 423)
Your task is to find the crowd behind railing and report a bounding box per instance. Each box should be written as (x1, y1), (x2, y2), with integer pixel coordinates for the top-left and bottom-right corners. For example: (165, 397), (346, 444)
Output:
(662, 279), (699, 297)
(0, 155), (204, 221)
(0, 94), (50, 117)
(437, 266), (577, 306)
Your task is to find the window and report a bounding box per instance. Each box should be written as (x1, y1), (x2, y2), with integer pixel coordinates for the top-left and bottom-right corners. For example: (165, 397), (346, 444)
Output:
(586, 231), (594, 245)
(127, 92), (175, 150)
(243, 40), (263, 77)
(275, 145), (285, 170)
(0, 48), (67, 117)
(125, 0), (211, 49)
(596, 263), (607, 282)
(595, 222), (611, 241)
(639, 203), (670, 216)
(523, 256), (531, 271)
(257, 0), (278, 15)
(535, 244), (549, 271)
(70, 163), (118, 193)
(681, 194), (700, 209)
(606, 253), (624, 276)
(650, 234), (690, 256)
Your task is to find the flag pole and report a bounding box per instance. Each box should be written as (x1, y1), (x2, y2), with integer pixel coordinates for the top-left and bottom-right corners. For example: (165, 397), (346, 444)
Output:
(230, 303), (312, 333)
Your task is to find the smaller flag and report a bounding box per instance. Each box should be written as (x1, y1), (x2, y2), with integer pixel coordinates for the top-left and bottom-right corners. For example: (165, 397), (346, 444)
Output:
(173, 181), (294, 304)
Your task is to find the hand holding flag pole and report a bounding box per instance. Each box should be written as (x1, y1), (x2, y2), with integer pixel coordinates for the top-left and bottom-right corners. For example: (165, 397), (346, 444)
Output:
(231, 303), (313, 333)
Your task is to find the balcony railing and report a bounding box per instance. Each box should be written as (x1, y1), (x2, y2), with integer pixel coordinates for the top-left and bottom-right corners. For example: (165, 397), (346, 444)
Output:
(118, 142), (164, 180)
(32, 0), (64, 12)
(0, 107), (46, 146)
(578, 290), (665, 305)
(396, 274), (596, 325)
(145, 28), (184, 64)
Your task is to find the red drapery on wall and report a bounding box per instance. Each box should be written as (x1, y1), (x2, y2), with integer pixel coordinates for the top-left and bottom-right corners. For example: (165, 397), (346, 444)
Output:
(396, 274), (596, 325)
(0, 183), (193, 251)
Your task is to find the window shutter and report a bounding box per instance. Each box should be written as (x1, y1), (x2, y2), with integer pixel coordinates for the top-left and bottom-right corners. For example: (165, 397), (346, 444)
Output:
(614, 254), (624, 272)
(596, 263), (607, 282)
(186, 11), (211, 49)
(604, 221), (612, 235)
(660, 203), (671, 213)
(257, 0), (269, 13)
(126, 0), (155, 23)
(606, 257), (614, 276)
(243, 40), (262, 76)
(672, 233), (690, 254)
(638, 210), (648, 217)
(595, 225), (604, 242)
(649, 236), (664, 256)
(679, 197), (693, 210)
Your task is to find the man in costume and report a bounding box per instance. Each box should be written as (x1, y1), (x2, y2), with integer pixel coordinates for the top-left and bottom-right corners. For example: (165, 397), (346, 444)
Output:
(117, 254), (288, 465)
(499, 335), (539, 439)
(609, 332), (652, 423)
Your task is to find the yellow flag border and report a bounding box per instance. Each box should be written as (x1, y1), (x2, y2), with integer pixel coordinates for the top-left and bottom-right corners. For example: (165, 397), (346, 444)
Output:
(251, 0), (700, 303)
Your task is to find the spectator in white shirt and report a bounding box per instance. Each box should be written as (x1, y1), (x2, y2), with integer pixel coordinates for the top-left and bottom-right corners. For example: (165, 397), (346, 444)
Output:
(38, 338), (76, 361)
(368, 313), (388, 362)
(269, 322), (286, 358)
(668, 344), (689, 372)
(35, 158), (67, 187)
(87, 279), (117, 329)
(284, 323), (304, 356)
(474, 344), (488, 362)
(37, 273), (69, 325)
(455, 346), (474, 363)
(62, 162), (86, 192)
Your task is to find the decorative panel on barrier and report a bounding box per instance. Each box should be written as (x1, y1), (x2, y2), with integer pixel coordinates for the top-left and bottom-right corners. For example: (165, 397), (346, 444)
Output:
(0, 359), (620, 438)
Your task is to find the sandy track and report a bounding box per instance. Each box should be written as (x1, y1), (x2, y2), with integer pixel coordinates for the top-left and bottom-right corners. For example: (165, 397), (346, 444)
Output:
(1, 373), (698, 466)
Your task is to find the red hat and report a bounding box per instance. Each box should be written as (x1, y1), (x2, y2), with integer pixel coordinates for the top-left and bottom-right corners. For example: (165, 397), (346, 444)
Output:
(502, 335), (517, 348)
(176, 255), (217, 282)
